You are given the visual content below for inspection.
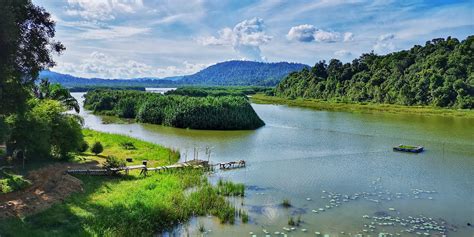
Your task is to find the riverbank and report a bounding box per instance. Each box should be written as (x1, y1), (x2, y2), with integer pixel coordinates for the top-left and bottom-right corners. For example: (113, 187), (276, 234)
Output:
(251, 94), (474, 118)
(0, 129), (244, 236)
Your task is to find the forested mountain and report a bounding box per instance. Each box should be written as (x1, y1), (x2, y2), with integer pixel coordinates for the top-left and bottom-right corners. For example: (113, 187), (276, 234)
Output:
(40, 60), (308, 88)
(39, 70), (180, 87)
(180, 61), (309, 86)
(276, 36), (474, 109)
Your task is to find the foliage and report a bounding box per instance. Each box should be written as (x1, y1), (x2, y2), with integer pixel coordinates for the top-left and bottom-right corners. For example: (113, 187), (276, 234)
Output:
(276, 36), (474, 109)
(35, 79), (80, 113)
(216, 179), (245, 196)
(166, 86), (273, 97)
(78, 141), (89, 153)
(103, 155), (125, 169)
(0, 0), (64, 115)
(0, 171), (31, 194)
(90, 141), (103, 155)
(251, 94), (474, 118)
(5, 99), (83, 160)
(119, 141), (136, 150)
(84, 90), (265, 130)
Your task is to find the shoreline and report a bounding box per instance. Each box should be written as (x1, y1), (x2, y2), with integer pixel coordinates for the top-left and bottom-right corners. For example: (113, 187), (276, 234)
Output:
(251, 94), (474, 118)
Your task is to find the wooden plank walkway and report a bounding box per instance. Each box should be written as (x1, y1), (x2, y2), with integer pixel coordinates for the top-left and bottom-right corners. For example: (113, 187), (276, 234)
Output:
(66, 159), (246, 176)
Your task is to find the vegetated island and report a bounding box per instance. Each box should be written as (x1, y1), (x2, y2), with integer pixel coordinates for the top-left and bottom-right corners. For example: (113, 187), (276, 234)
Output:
(270, 36), (473, 112)
(0, 129), (248, 236)
(83, 89), (265, 130)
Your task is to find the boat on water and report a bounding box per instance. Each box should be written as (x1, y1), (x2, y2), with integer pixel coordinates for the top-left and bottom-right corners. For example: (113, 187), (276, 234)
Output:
(393, 144), (424, 153)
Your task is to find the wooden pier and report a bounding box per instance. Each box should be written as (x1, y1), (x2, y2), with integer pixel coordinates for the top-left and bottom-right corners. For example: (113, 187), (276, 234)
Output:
(66, 159), (246, 176)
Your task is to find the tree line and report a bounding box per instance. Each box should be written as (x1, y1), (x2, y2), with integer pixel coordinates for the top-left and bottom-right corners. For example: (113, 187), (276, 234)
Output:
(275, 36), (473, 109)
(84, 90), (265, 130)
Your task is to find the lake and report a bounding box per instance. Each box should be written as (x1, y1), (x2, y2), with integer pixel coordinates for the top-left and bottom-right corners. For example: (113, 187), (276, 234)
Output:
(72, 93), (474, 237)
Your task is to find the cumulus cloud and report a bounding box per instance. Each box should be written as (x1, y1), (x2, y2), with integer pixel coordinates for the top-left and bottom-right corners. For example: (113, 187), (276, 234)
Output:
(55, 51), (207, 78)
(66, 0), (144, 20)
(287, 24), (353, 43)
(198, 17), (272, 61)
(374, 33), (396, 54)
(287, 24), (316, 42)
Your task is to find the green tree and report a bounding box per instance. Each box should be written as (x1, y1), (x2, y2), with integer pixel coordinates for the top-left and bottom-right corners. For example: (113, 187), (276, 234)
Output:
(36, 79), (80, 113)
(0, 0), (64, 115)
(91, 142), (104, 155)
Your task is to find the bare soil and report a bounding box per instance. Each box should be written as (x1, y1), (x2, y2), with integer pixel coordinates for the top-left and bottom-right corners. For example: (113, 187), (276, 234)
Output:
(0, 161), (99, 219)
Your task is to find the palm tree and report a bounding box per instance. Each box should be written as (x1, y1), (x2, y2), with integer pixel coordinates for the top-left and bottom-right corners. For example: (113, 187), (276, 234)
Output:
(35, 79), (80, 113)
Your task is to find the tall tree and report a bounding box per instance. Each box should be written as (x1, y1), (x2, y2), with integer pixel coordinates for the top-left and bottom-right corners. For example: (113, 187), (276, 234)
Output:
(0, 0), (64, 115)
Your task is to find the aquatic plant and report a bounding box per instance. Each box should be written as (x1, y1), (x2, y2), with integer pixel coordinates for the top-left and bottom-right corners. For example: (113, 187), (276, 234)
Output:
(216, 179), (245, 197)
(241, 210), (249, 223)
(282, 198), (292, 208)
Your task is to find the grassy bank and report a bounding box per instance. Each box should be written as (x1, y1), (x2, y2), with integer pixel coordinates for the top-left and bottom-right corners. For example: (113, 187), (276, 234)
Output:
(0, 129), (243, 236)
(251, 94), (474, 118)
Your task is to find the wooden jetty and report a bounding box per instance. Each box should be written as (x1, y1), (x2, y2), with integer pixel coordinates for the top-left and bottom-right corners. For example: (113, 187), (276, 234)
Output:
(217, 160), (246, 169)
(66, 159), (246, 176)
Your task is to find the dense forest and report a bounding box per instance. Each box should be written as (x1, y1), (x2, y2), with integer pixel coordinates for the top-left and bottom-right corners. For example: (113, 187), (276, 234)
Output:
(84, 90), (265, 130)
(276, 36), (474, 109)
(165, 86), (272, 97)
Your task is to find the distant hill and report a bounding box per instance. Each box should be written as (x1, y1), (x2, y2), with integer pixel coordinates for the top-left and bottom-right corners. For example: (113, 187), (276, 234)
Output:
(40, 60), (309, 88)
(180, 60), (309, 86)
(39, 71), (181, 88)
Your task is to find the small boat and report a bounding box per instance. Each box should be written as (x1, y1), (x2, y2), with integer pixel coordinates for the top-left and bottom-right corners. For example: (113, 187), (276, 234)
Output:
(393, 144), (424, 153)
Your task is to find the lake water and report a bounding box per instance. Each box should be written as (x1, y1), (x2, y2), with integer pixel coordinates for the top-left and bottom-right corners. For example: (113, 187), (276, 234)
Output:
(72, 93), (474, 237)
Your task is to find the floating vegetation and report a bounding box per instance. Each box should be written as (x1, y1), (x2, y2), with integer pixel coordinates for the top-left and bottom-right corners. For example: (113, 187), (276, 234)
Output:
(281, 198), (292, 208)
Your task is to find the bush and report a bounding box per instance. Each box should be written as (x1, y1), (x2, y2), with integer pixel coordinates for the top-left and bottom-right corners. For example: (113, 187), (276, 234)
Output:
(91, 141), (104, 155)
(78, 141), (89, 152)
(104, 155), (125, 169)
(119, 141), (135, 150)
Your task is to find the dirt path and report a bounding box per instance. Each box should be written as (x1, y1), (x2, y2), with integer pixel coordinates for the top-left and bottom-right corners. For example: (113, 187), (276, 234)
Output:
(0, 161), (99, 219)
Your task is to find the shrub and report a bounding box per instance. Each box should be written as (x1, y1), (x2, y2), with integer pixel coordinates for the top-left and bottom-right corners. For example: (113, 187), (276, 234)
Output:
(104, 155), (125, 169)
(120, 141), (135, 150)
(91, 141), (104, 155)
(78, 141), (89, 152)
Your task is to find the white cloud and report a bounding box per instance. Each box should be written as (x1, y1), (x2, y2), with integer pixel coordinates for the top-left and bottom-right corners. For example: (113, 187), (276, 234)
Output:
(66, 0), (144, 20)
(374, 33), (396, 54)
(334, 50), (352, 58)
(287, 24), (353, 43)
(343, 32), (354, 42)
(287, 24), (316, 42)
(78, 25), (151, 40)
(198, 17), (272, 61)
(55, 51), (207, 78)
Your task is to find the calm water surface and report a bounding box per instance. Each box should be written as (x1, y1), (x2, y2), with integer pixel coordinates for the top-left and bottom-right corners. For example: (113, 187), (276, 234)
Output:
(73, 93), (474, 237)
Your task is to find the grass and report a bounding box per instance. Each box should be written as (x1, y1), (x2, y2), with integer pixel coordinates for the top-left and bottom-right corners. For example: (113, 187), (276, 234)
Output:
(0, 171), (31, 194)
(78, 129), (180, 167)
(216, 178), (245, 197)
(0, 129), (242, 236)
(251, 94), (474, 118)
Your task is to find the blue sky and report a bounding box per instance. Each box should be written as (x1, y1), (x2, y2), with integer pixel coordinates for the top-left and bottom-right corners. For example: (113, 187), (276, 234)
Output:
(33, 0), (473, 78)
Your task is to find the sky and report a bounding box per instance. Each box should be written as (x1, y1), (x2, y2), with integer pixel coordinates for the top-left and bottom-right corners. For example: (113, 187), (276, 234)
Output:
(33, 0), (474, 79)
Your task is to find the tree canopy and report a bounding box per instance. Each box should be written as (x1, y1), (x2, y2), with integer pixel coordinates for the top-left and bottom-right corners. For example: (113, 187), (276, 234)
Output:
(84, 90), (265, 130)
(0, 0), (64, 115)
(275, 36), (474, 109)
